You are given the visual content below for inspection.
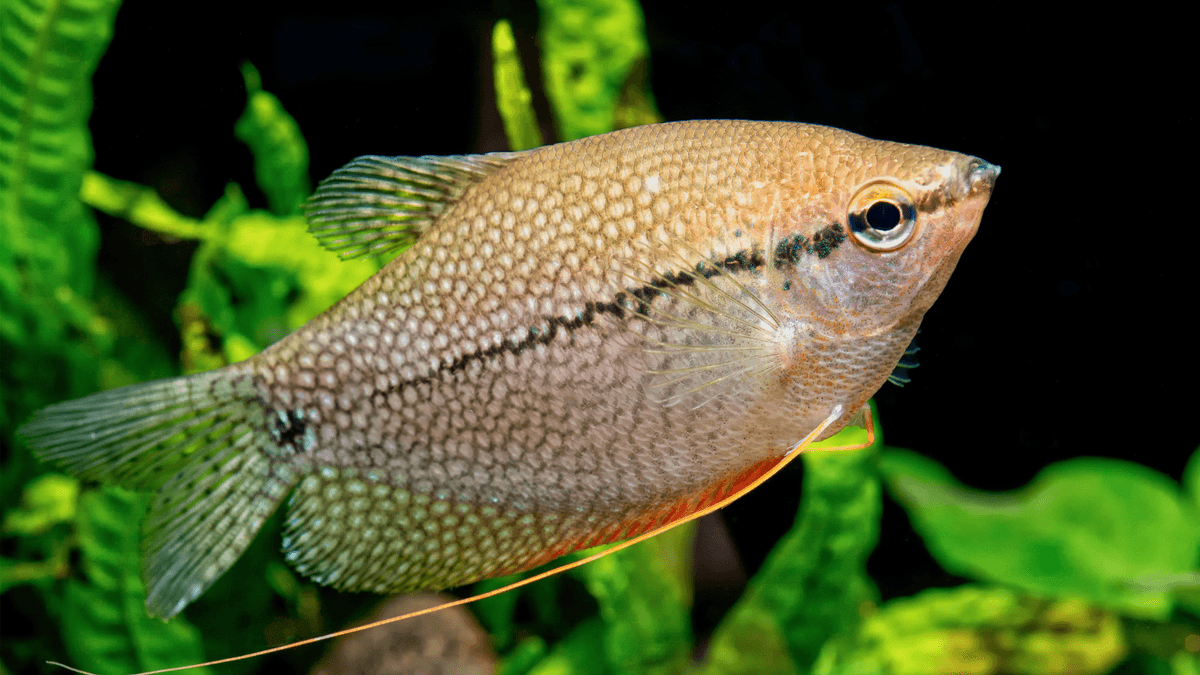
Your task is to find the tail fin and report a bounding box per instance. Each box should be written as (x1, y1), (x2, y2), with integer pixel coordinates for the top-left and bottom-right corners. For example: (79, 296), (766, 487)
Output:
(17, 367), (299, 618)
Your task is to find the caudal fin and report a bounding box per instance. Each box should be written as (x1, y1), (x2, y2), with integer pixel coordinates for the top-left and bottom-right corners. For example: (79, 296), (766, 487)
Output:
(17, 367), (298, 618)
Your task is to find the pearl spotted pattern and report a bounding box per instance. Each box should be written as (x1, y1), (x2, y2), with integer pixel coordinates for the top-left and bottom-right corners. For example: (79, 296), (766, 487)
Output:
(20, 120), (999, 616)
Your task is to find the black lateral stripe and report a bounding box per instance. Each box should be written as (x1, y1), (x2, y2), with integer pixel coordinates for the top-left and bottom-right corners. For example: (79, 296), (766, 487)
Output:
(383, 231), (841, 393)
(773, 223), (846, 263)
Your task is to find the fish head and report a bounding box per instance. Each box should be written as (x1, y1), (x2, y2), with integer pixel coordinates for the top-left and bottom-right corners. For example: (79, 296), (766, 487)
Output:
(770, 128), (999, 338)
(757, 125), (999, 435)
(848, 147), (1001, 326)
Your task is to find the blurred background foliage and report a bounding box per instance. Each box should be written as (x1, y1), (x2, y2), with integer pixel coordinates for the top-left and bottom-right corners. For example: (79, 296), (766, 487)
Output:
(0, 0), (1197, 673)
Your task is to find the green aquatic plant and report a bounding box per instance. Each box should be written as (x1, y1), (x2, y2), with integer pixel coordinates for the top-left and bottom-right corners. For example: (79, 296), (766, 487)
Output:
(880, 450), (1200, 619)
(493, 19), (545, 152)
(63, 487), (213, 675)
(0, 0), (122, 499)
(534, 0), (661, 141)
(813, 586), (1128, 675)
(2, 1), (1197, 674)
(700, 424), (881, 675)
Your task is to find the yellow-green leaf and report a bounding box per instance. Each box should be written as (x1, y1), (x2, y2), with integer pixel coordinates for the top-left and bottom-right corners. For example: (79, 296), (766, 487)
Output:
(813, 586), (1127, 675)
(2, 472), (78, 535)
(493, 20), (544, 151)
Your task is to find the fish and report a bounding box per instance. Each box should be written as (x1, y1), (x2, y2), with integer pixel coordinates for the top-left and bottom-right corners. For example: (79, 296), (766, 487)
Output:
(18, 119), (999, 620)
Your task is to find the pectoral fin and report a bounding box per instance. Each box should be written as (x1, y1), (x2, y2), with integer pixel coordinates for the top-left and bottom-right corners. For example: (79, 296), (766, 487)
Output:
(887, 333), (921, 387)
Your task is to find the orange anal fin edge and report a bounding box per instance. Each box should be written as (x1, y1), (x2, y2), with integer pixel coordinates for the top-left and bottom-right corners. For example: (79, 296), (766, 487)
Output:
(48, 403), (850, 675)
(806, 404), (875, 452)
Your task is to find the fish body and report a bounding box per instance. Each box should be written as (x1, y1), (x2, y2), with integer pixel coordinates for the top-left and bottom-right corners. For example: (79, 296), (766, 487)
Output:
(18, 120), (998, 618)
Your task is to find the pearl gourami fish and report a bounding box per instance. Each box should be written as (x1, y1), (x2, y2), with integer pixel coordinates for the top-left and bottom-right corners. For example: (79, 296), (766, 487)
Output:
(19, 120), (999, 620)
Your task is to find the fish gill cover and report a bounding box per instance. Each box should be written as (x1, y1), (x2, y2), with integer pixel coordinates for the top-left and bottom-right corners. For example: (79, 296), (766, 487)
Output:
(0, 2), (1196, 675)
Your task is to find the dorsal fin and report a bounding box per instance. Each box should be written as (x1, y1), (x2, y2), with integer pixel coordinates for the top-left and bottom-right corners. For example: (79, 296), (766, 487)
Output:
(304, 152), (526, 260)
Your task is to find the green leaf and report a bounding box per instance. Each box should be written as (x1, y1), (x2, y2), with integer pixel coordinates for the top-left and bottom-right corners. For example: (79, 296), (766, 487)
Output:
(572, 522), (695, 674)
(881, 450), (1200, 618)
(812, 585), (1128, 675)
(702, 401), (884, 675)
(493, 20), (544, 151)
(62, 486), (212, 675)
(0, 0), (129, 615)
(81, 170), (207, 239)
(1175, 447), (1200, 619)
(2, 473), (78, 536)
(0, 0), (122, 432)
(536, 0), (660, 141)
(235, 61), (311, 216)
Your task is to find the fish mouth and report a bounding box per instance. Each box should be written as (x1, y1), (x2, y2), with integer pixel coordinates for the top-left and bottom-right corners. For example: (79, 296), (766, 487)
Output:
(968, 160), (1001, 196)
(920, 157), (1000, 212)
(948, 159), (1000, 248)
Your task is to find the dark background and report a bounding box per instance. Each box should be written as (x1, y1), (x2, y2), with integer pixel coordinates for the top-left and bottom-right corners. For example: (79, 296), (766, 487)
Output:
(88, 0), (1194, 636)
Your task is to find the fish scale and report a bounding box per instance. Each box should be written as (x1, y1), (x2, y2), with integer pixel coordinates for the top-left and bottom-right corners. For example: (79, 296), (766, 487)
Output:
(18, 119), (998, 618)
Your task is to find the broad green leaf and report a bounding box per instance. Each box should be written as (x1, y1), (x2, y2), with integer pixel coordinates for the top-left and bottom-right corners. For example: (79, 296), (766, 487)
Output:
(0, 0), (121, 434)
(493, 20), (544, 151)
(62, 487), (212, 675)
(536, 0), (661, 141)
(1177, 448), (1200, 618)
(572, 522), (695, 674)
(702, 401), (884, 675)
(812, 585), (1127, 675)
(235, 62), (310, 216)
(881, 450), (1200, 618)
(2, 473), (77, 536)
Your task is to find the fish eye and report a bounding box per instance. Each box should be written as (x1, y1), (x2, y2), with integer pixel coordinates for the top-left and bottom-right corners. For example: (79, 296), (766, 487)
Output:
(847, 181), (917, 251)
(866, 201), (901, 231)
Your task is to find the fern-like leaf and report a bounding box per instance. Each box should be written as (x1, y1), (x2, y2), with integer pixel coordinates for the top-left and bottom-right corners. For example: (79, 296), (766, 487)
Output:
(63, 487), (214, 675)
(0, 0), (123, 429)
